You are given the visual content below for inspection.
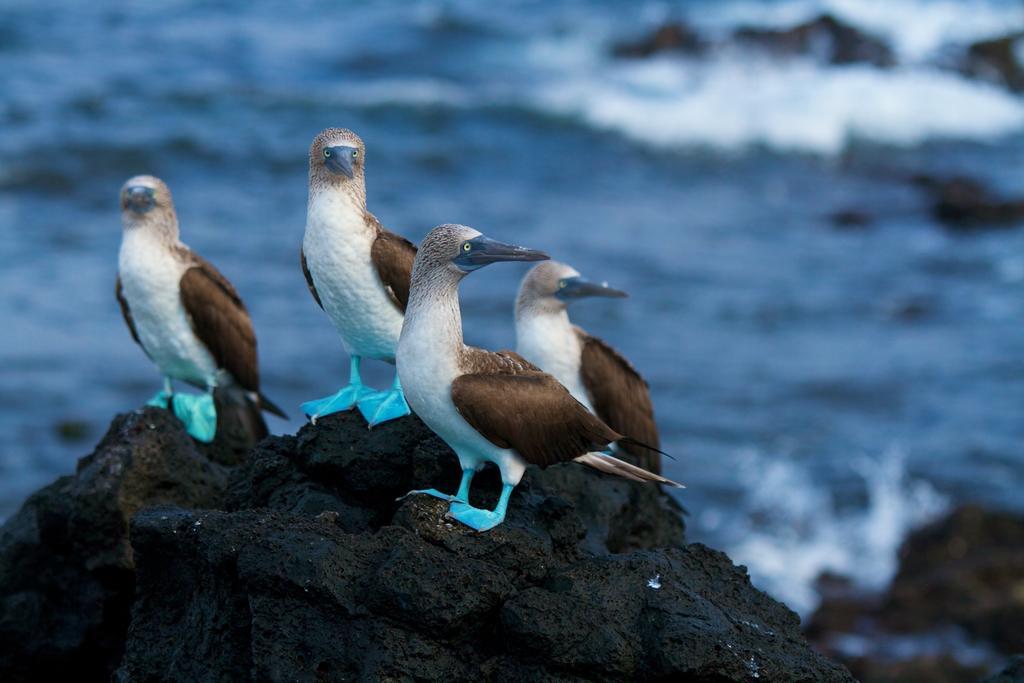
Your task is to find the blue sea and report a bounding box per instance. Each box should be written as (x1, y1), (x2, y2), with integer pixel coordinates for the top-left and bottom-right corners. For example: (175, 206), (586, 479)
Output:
(2, 0), (1023, 616)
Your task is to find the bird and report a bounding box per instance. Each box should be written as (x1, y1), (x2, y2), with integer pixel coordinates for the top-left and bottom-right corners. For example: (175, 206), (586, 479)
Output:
(515, 261), (661, 473)
(116, 174), (286, 445)
(300, 128), (416, 427)
(396, 224), (683, 532)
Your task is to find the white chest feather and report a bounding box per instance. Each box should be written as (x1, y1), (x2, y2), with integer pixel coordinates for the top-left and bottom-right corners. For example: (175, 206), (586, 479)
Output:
(516, 313), (592, 411)
(398, 303), (527, 484)
(303, 192), (404, 361)
(118, 231), (217, 386)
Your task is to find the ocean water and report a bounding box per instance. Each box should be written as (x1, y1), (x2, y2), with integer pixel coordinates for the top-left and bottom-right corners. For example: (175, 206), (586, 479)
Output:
(2, 0), (1023, 616)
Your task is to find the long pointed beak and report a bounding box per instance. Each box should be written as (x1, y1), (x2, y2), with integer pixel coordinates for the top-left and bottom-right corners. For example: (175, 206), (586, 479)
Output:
(455, 235), (549, 272)
(324, 146), (356, 178)
(556, 276), (628, 300)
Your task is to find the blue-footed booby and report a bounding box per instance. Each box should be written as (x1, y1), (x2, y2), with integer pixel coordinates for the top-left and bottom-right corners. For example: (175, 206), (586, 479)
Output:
(397, 225), (682, 532)
(116, 175), (286, 444)
(300, 128), (415, 427)
(516, 261), (661, 473)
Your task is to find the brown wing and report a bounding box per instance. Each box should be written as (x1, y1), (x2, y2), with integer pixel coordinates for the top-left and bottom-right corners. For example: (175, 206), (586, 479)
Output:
(300, 247), (323, 310)
(369, 218), (416, 312)
(578, 330), (660, 471)
(451, 348), (621, 468)
(115, 276), (145, 351)
(178, 256), (259, 392)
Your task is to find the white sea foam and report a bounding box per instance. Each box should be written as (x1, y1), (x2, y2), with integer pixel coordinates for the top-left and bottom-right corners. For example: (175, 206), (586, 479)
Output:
(327, 57), (1024, 156)
(700, 447), (948, 616)
(533, 55), (1024, 155)
(323, 2), (1024, 156)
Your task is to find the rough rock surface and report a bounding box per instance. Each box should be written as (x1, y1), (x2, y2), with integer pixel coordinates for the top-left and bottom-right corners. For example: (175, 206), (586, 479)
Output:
(962, 32), (1024, 93)
(612, 21), (704, 59)
(808, 504), (1024, 682)
(116, 504), (850, 682)
(0, 408), (227, 682)
(983, 656), (1024, 683)
(910, 174), (1024, 228)
(2, 409), (852, 682)
(224, 412), (686, 555)
(734, 14), (895, 67)
(613, 14), (894, 67)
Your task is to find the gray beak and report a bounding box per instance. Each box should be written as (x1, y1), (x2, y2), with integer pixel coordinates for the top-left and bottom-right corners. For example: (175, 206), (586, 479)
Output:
(324, 145), (356, 178)
(454, 235), (549, 272)
(555, 276), (628, 300)
(123, 186), (156, 213)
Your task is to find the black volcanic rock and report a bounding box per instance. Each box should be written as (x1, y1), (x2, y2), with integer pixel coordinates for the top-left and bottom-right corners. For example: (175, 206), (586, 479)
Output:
(227, 412), (687, 555)
(1, 409), (852, 682)
(913, 175), (1024, 228)
(734, 14), (895, 67)
(962, 32), (1024, 93)
(115, 504), (850, 682)
(612, 14), (895, 67)
(0, 408), (227, 682)
(612, 21), (705, 58)
(808, 505), (1024, 682)
(883, 505), (1024, 653)
(984, 656), (1024, 683)
(829, 209), (874, 229)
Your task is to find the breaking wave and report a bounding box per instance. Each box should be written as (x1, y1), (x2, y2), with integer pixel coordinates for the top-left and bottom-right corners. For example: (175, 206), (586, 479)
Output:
(696, 447), (949, 616)
(532, 56), (1024, 155)
(325, 0), (1024, 156)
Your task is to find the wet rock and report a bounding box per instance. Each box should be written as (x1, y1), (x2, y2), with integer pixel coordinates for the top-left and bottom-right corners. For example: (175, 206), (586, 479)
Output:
(883, 505), (1024, 652)
(962, 32), (1024, 93)
(888, 297), (934, 324)
(984, 655), (1024, 682)
(808, 505), (1024, 682)
(913, 174), (1024, 228)
(53, 418), (90, 443)
(0, 408), (227, 682)
(612, 21), (705, 58)
(734, 14), (895, 67)
(116, 506), (851, 682)
(829, 209), (874, 229)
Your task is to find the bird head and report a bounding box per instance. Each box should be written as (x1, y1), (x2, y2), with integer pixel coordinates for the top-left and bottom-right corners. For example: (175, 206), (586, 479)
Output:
(517, 261), (627, 316)
(309, 127), (366, 189)
(413, 224), (549, 282)
(119, 175), (178, 235)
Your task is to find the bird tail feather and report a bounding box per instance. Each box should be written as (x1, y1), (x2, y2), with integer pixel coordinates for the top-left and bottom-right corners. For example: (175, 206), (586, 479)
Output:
(575, 452), (684, 488)
(618, 436), (674, 461)
(214, 385), (269, 449)
(258, 391), (288, 419)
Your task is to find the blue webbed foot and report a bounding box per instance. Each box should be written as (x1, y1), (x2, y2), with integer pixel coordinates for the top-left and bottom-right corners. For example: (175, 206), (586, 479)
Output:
(171, 393), (217, 443)
(447, 502), (507, 532)
(146, 389), (172, 409)
(302, 384), (375, 423)
(357, 388), (411, 427)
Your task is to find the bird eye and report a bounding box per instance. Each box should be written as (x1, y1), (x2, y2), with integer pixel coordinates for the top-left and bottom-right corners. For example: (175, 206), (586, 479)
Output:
(558, 280), (567, 288)
(352, 150), (359, 159)
(462, 242), (472, 252)
(323, 148), (331, 158)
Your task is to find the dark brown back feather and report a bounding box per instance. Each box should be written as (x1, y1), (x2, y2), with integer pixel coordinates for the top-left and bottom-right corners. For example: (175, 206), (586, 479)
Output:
(178, 256), (259, 392)
(577, 329), (661, 472)
(451, 347), (621, 468)
(115, 276), (145, 352)
(300, 247), (323, 309)
(369, 218), (417, 312)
